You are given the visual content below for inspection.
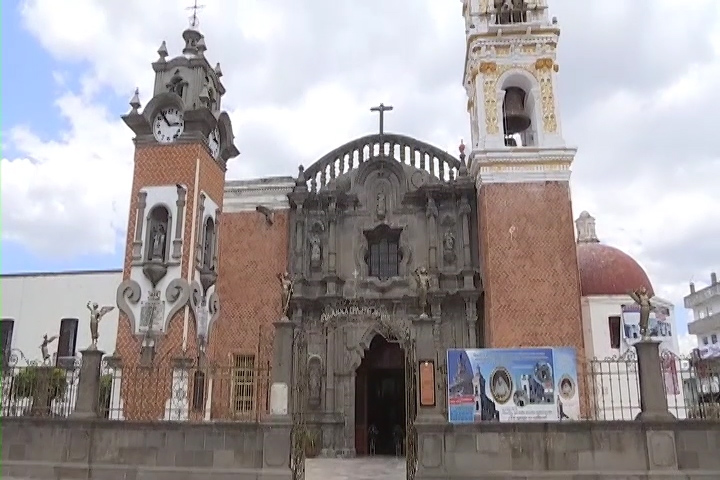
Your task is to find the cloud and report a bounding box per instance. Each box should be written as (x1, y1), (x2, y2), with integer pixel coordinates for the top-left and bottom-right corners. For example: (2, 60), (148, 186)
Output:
(3, 0), (719, 325)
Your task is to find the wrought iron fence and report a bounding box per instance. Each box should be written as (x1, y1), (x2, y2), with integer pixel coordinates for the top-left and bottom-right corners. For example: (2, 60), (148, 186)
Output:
(99, 358), (272, 422)
(579, 352), (720, 421)
(0, 349), (81, 418)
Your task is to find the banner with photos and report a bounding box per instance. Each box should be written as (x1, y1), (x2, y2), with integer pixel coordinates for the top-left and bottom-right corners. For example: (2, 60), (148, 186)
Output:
(621, 304), (672, 346)
(446, 347), (580, 424)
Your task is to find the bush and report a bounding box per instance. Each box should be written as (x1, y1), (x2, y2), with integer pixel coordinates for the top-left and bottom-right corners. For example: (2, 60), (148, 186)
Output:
(98, 373), (113, 417)
(12, 366), (67, 401)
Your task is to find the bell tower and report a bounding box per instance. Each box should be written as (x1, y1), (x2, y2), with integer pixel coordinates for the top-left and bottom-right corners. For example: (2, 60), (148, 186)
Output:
(115, 17), (239, 368)
(462, 0), (584, 352)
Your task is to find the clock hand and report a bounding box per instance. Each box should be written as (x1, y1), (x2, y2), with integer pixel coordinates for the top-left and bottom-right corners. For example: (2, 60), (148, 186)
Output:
(160, 112), (171, 126)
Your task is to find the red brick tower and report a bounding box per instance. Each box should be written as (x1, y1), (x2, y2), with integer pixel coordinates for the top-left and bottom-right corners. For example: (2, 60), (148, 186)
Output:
(113, 22), (239, 419)
(463, 1), (584, 354)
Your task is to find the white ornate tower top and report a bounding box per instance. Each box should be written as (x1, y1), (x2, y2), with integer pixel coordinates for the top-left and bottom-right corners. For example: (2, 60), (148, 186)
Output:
(463, 0), (576, 185)
(575, 211), (600, 244)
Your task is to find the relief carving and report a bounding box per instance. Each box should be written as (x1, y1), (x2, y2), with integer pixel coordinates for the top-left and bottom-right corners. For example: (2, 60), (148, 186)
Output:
(308, 221), (325, 270)
(308, 355), (323, 409)
(441, 215), (457, 264)
(376, 190), (387, 219)
(165, 278), (191, 327)
(116, 279), (142, 330)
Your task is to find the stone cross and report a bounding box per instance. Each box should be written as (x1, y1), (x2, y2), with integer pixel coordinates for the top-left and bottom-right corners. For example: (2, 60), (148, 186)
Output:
(370, 103), (394, 135)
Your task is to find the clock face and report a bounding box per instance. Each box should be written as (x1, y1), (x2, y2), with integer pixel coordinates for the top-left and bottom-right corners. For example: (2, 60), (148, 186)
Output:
(153, 107), (185, 143)
(208, 128), (220, 158)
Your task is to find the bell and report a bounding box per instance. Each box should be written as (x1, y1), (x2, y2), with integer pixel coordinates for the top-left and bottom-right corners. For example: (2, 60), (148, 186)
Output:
(502, 87), (531, 135)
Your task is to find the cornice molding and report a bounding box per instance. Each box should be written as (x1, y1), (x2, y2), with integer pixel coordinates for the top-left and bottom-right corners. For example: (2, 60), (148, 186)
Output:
(223, 176), (295, 213)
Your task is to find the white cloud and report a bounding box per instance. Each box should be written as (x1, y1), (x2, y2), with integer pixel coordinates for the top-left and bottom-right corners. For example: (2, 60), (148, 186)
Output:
(3, 0), (719, 329)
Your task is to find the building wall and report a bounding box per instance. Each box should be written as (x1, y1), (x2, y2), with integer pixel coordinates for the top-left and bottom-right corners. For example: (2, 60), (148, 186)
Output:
(1, 270), (122, 360)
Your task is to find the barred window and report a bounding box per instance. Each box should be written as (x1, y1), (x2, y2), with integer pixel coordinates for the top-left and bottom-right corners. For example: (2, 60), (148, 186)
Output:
(365, 225), (403, 281)
(232, 354), (256, 414)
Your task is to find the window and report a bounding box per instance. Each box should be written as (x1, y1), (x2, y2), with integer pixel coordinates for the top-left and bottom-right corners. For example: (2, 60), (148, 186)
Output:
(608, 316), (621, 349)
(232, 354), (256, 415)
(191, 370), (206, 412)
(1, 319), (14, 365)
(56, 318), (79, 359)
(168, 76), (185, 99)
(365, 225), (402, 280)
(703, 336), (709, 345)
(202, 217), (215, 269)
(712, 334), (718, 344)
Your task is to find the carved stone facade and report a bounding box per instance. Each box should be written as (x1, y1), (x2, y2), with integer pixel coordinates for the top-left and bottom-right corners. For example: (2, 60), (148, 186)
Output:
(285, 134), (481, 454)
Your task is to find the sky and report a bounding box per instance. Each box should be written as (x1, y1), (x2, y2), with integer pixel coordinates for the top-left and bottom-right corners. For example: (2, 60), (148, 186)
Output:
(2, 0), (719, 354)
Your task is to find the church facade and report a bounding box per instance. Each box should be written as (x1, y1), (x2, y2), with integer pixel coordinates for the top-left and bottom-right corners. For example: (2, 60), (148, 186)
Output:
(111, 0), (586, 455)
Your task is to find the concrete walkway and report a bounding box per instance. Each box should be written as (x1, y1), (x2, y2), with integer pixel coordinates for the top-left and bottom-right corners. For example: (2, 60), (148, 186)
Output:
(306, 457), (406, 479)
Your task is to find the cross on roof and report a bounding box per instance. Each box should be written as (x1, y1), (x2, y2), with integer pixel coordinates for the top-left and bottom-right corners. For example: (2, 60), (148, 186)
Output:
(370, 103), (394, 136)
(187, 0), (205, 29)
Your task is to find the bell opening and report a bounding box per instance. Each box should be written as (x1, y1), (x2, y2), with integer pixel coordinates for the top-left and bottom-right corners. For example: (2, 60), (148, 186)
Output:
(502, 86), (532, 135)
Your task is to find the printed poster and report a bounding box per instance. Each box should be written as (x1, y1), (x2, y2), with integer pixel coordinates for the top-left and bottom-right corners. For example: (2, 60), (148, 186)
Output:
(447, 347), (580, 423)
(621, 304), (672, 347)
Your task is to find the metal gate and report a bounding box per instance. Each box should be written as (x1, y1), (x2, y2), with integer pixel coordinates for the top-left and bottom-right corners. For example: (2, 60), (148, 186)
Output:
(404, 338), (418, 480)
(290, 322), (308, 480)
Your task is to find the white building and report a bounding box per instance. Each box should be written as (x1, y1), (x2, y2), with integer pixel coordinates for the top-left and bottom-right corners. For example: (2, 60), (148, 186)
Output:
(1, 269), (122, 364)
(684, 273), (720, 360)
(575, 211), (684, 420)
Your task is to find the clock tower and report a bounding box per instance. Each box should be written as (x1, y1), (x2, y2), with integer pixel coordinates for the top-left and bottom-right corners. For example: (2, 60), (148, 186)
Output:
(463, 0), (584, 353)
(114, 19), (239, 377)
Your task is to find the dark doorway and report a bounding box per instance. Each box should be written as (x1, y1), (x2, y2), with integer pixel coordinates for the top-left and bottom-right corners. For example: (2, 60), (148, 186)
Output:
(355, 335), (406, 456)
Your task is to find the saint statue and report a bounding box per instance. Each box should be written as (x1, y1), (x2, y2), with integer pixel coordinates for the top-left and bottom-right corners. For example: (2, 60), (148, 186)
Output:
(40, 334), (58, 365)
(628, 287), (655, 338)
(278, 272), (294, 317)
(414, 266), (431, 316)
(87, 301), (115, 349)
(150, 223), (166, 260)
(376, 191), (386, 218)
(309, 235), (322, 268)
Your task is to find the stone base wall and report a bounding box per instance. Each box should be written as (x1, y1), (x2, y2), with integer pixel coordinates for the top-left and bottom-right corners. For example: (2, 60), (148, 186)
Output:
(1, 417), (293, 480)
(415, 420), (720, 479)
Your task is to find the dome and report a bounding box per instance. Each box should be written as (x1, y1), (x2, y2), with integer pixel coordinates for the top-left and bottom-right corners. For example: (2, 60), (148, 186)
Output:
(575, 211), (654, 297)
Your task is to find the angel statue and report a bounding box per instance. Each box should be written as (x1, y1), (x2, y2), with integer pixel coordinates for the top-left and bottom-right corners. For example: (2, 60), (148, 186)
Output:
(278, 272), (294, 318)
(414, 266), (431, 316)
(628, 287), (655, 339)
(87, 301), (115, 349)
(40, 334), (58, 365)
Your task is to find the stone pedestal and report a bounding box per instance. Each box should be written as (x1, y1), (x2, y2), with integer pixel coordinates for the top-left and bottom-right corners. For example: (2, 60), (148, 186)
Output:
(635, 340), (675, 421)
(30, 366), (54, 417)
(71, 348), (105, 419)
(259, 416), (293, 480)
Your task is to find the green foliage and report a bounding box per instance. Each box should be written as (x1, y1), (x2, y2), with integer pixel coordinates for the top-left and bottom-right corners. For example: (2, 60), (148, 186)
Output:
(12, 366), (67, 401)
(98, 373), (113, 417)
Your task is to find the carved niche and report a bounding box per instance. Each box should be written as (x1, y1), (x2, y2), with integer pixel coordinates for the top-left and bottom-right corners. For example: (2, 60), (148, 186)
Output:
(307, 355), (323, 409)
(308, 220), (325, 271)
(440, 215), (457, 265)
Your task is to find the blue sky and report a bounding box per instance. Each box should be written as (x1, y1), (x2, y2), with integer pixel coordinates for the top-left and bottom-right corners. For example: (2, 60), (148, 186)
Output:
(2, 0), (125, 274)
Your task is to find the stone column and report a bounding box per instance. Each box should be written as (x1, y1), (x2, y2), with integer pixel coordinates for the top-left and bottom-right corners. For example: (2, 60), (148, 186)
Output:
(71, 349), (105, 419)
(635, 340), (675, 421)
(269, 317), (294, 417)
(413, 313), (445, 422)
(30, 366), (54, 417)
(171, 185), (186, 259)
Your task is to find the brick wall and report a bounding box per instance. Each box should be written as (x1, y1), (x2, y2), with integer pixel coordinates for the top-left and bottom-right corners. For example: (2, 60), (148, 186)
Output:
(477, 181), (584, 353)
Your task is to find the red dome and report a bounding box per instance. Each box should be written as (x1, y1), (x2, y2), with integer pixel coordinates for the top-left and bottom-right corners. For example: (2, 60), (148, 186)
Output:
(577, 243), (654, 297)
(574, 211), (654, 297)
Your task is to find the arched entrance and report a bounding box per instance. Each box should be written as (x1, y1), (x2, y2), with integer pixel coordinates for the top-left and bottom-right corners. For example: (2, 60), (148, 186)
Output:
(354, 334), (406, 456)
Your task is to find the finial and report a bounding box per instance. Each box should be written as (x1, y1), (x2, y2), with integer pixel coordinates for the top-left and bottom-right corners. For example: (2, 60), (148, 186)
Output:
(129, 88), (141, 113)
(157, 41), (168, 61)
(458, 140), (468, 177)
(214, 62), (223, 78)
(575, 211), (600, 244)
(295, 165), (306, 186)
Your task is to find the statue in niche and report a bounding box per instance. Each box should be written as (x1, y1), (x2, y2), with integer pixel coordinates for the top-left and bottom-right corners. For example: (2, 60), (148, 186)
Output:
(414, 266), (431, 316)
(376, 190), (387, 219)
(149, 223), (167, 261)
(307, 357), (322, 408)
(203, 231), (214, 269)
(309, 234), (322, 269)
(443, 230), (456, 263)
(426, 197), (438, 219)
(278, 272), (294, 318)
(494, 0), (525, 24)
